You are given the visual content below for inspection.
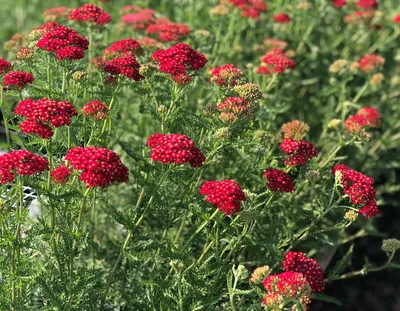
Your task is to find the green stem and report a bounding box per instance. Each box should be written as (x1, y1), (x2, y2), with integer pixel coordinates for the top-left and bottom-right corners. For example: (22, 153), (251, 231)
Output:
(0, 87), (11, 150)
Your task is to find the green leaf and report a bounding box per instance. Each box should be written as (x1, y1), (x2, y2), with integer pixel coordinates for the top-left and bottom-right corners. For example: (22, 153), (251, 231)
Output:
(328, 245), (354, 278)
(389, 263), (400, 269)
(312, 294), (343, 306)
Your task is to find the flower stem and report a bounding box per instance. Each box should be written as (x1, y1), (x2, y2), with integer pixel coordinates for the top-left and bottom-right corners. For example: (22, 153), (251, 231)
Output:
(0, 86), (11, 150)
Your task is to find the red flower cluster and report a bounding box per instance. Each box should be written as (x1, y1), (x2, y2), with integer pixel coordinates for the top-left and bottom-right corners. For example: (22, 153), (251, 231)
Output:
(103, 56), (144, 81)
(273, 13), (291, 23)
(200, 180), (246, 216)
(15, 98), (78, 139)
(344, 115), (370, 134)
(332, 0), (346, 8)
(258, 49), (296, 74)
(356, 0), (378, 9)
(146, 133), (205, 167)
(103, 39), (143, 58)
(65, 147), (129, 188)
(82, 100), (109, 120)
(68, 4), (111, 26)
(2, 71), (34, 89)
(344, 10), (375, 24)
(333, 164), (379, 218)
(56, 46), (85, 61)
(229, 0), (268, 19)
(210, 64), (244, 86)
(36, 24), (88, 60)
(121, 8), (156, 30)
(394, 15), (400, 24)
(137, 37), (165, 49)
(358, 54), (384, 72)
(51, 164), (72, 184)
(147, 22), (190, 42)
(262, 168), (294, 193)
(262, 272), (311, 308)
(357, 107), (381, 128)
(217, 97), (251, 123)
(280, 139), (318, 166)
(43, 6), (72, 21)
(0, 150), (48, 184)
(0, 58), (12, 75)
(282, 251), (325, 293)
(152, 43), (207, 80)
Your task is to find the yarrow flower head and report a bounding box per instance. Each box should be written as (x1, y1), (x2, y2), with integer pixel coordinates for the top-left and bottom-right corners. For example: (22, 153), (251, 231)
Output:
(151, 43), (207, 79)
(0, 150), (49, 184)
(19, 120), (53, 139)
(332, 0), (346, 8)
(103, 39), (143, 58)
(263, 38), (288, 50)
(394, 15), (400, 24)
(137, 37), (165, 49)
(282, 251), (325, 293)
(250, 265), (270, 284)
(262, 272), (311, 309)
(82, 100), (109, 120)
(356, 0), (378, 9)
(147, 21), (191, 42)
(146, 133), (205, 167)
(233, 83), (263, 102)
(56, 46), (85, 61)
(2, 71), (34, 90)
(51, 164), (72, 184)
(280, 138), (318, 166)
(200, 180), (246, 216)
(344, 10), (375, 24)
(0, 58), (13, 76)
(358, 54), (385, 72)
(43, 6), (72, 21)
(258, 49), (296, 74)
(281, 120), (310, 141)
(262, 168), (295, 192)
(68, 4), (111, 26)
(333, 164), (379, 218)
(121, 9), (156, 30)
(65, 147), (129, 188)
(356, 107), (381, 128)
(228, 0), (268, 19)
(273, 12), (291, 23)
(103, 56), (144, 81)
(16, 48), (34, 61)
(210, 64), (244, 87)
(217, 97), (252, 123)
(344, 114), (371, 134)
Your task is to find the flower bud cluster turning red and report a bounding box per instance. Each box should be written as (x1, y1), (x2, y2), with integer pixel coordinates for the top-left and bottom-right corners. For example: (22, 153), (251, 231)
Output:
(228, 0), (268, 19)
(82, 100), (110, 120)
(209, 64), (244, 86)
(280, 138), (318, 166)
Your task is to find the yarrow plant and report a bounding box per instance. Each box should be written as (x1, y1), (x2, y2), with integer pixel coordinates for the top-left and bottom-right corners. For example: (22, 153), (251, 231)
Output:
(0, 1), (399, 310)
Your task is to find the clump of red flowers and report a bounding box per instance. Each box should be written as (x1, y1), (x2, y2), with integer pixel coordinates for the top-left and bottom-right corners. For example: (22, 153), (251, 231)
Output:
(356, 0), (378, 9)
(210, 64), (244, 86)
(273, 13), (291, 23)
(103, 56), (144, 81)
(82, 100), (110, 120)
(263, 38), (288, 50)
(15, 98), (78, 139)
(146, 133), (205, 167)
(36, 24), (89, 57)
(344, 115), (370, 135)
(344, 10), (375, 24)
(56, 46), (85, 61)
(0, 58), (13, 75)
(281, 120), (309, 141)
(333, 164), (379, 218)
(152, 43), (207, 81)
(282, 251), (325, 293)
(68, 4), (111, 26)
(147, 21), (191, 42)
(357, 107), (381, 128)
(217, 96), (252, 123)
(394, 15), (400, 24)
(359, 54), (385, 72)
(2, 71), (34, 90)
(43, 6), (72, 21)
(262, 272), (311, 309)
(200, 180), (246, 216)
(0, 150), (49, 184)
(258, 48), (296, 75)
(280, 139), (318, 166)
(103, 39), (143, 58)
(228, 0), (268, 19)
(51, 164), (72, 184)
(263, 168), (294, 193)
(332, 0), (346, 8)
(121, 8), (156, 30)
(65, 147), (128, 188)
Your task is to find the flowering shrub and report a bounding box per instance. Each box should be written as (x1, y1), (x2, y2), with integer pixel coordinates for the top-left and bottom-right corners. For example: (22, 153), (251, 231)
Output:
(0, 1), (399, 310)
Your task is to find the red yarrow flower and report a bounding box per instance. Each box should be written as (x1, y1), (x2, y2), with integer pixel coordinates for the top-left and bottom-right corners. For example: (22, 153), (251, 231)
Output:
(146, 133), (205, 167)
(273, 13), (291, 23)
(151, 43), (207, 78)
(19, 120), (53, 139)
(262, 168), (295, 193)
(0, 150), (49, 184)
(121, 9), (156, 30)
(147, 22), (191, 42)
(260, 49), (296, 74)
(210, 64), (244, 86)
(0, 58), (13, 76)
(200, 180), (246, 216)
(229, 0), (268, 19)
(344, 10), (375, 24)
(3, 71), (34, 89)
(358, 54), (385, 72)
(394, 15), (400, 24)
(68, 4), (111, 26)
(332, 0), (346, 8)
(37, 24), (89, 52)
(217, 97), (251, 123)
(56, 46), (85, 61)
(280, 138), (318, 166)
(103, 39), (143, 58)
(281, 120), (310, 141)
(82, 100), (109, 120)
(356, 107), (381, 128)
(344, 115), (370, 134)
(65, 147), (129, 188)
(264, 38), (288, 50)
(137, 37), (165, 49)
(356, 0), (378, 9)
(51, 164), (72, 184)
(282, 251), (325, 293)
(103, 56), (144, 81)
(43, 7), (72, 21)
